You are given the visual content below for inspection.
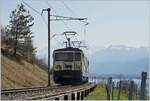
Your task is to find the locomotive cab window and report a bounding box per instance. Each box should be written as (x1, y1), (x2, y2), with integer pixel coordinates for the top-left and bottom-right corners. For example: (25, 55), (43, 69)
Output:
(54, 53), (73, 61)
(75, 53), (81, 61)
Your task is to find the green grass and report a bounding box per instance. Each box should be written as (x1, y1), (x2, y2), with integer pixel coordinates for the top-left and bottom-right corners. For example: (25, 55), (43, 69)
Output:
(85, 83), (149, 100)
(112, 87), (130, 100)
(112, 87), (149, 100)
(84, 83), (107, 100)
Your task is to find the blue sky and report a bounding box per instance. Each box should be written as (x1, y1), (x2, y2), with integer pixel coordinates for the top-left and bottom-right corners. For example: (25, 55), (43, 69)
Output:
(1, 0), (149, 57)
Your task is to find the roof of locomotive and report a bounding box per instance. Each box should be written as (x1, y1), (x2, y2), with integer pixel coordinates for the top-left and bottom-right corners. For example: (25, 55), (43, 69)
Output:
(54, 47), (82, 52)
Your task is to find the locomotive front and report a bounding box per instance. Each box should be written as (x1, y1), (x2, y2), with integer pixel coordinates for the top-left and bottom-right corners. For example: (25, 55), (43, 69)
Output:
(53, 48), (88, 85)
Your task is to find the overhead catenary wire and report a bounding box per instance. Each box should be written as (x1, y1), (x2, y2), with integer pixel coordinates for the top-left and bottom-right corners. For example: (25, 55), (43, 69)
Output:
(60, 0), (82, 35)
(53, 36), (64, 46)
(46, 1), (77, 47)
(22, 0), (41, 15)
(60, 1), (89, 48)
(46, 1), (72, 31)
(22, 0), (87, 48)
(44, 1), (68, 46)
(46, 1), (88, 46)
(60, 1), (82, 46)
(22, 0), (69, 47)
(47, 1), (88, 34)
(22, 0), (47, 26)
(61, 1), (76, 16)
(22, 0), (59, 39)
(61, 1), (89, 25)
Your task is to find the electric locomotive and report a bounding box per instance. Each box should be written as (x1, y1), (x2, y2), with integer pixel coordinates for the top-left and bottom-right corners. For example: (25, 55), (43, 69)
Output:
(53, 39), (89, 85)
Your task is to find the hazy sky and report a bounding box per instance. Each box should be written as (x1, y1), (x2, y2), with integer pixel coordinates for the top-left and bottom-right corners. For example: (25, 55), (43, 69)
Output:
(1, 0), (149, 55)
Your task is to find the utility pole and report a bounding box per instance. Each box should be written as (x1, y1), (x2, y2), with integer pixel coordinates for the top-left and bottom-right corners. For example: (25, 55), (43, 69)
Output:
(42, 8), (51, 86)
(47, 8), (51, 86)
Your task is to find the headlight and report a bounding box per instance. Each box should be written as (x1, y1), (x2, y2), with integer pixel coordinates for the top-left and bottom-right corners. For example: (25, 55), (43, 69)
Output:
(55, 65), (62, 70)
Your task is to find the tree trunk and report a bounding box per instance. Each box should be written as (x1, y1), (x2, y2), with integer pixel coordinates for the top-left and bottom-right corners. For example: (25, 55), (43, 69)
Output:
(13, 33), (18, 57)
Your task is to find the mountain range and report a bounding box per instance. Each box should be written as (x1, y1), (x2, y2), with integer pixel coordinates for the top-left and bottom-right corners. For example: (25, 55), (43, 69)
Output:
(89, 45), (149, 75)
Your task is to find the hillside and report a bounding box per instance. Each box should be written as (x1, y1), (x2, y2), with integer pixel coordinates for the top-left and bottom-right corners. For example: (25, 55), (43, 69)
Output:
(1, 55), (49, 89)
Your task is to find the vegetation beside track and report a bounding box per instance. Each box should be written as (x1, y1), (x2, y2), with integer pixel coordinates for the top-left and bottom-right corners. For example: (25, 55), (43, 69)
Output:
(85, 82), (148, 100)
(85, 83), (107, 100)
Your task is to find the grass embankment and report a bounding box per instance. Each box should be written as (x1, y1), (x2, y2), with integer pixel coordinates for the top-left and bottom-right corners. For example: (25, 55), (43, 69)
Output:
(85, 82), (148, 100)
(1, 55), (49, 89)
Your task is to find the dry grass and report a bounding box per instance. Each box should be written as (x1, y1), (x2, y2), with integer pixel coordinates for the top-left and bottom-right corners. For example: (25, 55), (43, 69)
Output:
(1, 55), (49, 89)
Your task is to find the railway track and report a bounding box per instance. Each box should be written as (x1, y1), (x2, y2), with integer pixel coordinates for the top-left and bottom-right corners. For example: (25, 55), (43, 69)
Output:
(1, 83), (96, 100)
(1, 85), (69, 94)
